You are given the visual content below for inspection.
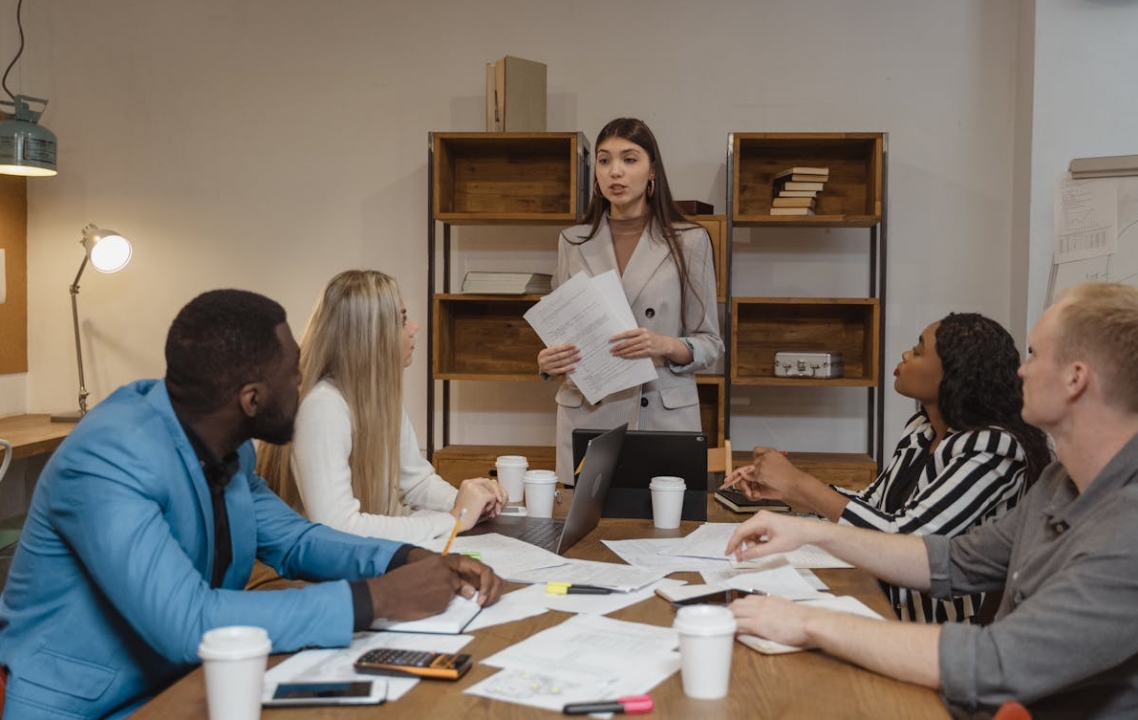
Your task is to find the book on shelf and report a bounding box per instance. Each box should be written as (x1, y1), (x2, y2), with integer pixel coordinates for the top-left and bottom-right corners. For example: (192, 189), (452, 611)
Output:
(1068, 154), (1138, 179)
(773, 180), (826, 192)
(714, 488), (791, 514)
(773, 166), (830, 181)
(769, 207), (816, 216)
(461, 271), (553, 295)
(771, 197), (817, 209)
(775, 189), (818, 198)
(485, 56), (546, 132)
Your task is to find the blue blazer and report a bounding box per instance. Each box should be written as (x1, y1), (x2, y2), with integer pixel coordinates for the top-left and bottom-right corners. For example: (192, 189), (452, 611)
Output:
(0, 380), (406, 719)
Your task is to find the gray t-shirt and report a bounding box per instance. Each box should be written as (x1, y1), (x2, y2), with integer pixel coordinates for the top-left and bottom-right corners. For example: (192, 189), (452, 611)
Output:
(926, 431), (1138, 719)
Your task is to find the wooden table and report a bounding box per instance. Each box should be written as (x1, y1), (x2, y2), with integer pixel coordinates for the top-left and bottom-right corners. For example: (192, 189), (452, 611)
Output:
(0, 414), (76, 463)
(133, 502), (951, 720)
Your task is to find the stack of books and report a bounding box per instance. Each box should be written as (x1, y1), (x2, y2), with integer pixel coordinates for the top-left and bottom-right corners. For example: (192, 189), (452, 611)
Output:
(770, 166), (829, 216)
(461, 271), (553, 295)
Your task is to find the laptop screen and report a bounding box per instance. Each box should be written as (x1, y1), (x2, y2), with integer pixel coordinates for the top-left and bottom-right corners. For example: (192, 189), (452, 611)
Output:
(571, 429), (708, 520)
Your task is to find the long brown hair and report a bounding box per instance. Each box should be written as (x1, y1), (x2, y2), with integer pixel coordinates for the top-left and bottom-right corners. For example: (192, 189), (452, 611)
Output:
(257, 270), (406, 516)
(572, 117), (702, 329)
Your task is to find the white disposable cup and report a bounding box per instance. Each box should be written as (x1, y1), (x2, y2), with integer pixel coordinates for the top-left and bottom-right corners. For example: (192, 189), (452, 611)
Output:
(197, 626), (272, 720)
(650, 476), (686, 529)
(523, 469), (558, 518)
(496, 455), (528, 503)
(674, 605), (737, 699)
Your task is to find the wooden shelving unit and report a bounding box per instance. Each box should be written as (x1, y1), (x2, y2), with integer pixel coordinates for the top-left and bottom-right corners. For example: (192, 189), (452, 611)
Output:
(726, 132), (887, 488)
(426, 133), (590, 477)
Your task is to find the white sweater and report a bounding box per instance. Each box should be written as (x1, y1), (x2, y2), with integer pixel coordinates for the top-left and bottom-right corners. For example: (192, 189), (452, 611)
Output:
(290, 380), (458, 543)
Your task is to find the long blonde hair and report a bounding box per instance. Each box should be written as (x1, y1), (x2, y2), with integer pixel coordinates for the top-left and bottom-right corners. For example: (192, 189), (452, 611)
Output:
(258, 270), (406, 516)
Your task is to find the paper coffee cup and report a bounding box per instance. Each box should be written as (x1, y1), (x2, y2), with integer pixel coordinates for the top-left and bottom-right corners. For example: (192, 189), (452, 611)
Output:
(674, 605), (736, 699)
(198, 626), (272, 720)
(496, 455), (528, 503)
(523, 469), (558, 518)
(650, 476), (686, 529)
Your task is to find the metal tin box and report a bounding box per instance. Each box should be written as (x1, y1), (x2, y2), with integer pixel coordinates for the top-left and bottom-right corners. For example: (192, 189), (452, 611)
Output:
(773, 351), (844, 379)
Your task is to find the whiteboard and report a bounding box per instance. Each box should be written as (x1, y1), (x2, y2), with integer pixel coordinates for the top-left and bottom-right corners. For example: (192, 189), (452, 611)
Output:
(1048, 176), (1138, 304)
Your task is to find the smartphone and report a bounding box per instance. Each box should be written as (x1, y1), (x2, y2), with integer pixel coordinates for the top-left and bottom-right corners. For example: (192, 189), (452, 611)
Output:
(263, 680), (386, 707)
(354, 648), (473, 680)
(671, 588), (756, 607)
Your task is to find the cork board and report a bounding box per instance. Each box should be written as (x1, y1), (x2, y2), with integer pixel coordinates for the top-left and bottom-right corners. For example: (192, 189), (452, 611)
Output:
(0, 174), (28, 374)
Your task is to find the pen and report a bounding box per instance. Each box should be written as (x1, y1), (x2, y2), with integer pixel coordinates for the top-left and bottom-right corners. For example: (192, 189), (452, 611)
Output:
(545, 582), (614, 595)
(564, 694), (654, 715)
(720, 450), (788, 490)
(441, 508), (466, 556)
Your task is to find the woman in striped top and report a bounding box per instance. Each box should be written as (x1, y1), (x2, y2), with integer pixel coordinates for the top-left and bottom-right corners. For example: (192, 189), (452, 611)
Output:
(723, 313), (1051, 623)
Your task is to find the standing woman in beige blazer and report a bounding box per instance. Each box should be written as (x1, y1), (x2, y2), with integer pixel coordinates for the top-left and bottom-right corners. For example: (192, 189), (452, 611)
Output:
(538, 117), (723, 484)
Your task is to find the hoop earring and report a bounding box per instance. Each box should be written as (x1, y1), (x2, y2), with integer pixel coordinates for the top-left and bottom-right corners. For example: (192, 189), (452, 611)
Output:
(648, 178), (655, 198)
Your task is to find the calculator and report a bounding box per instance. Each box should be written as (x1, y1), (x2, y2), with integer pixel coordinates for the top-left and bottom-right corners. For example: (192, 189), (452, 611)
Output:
(353, 648), (473, 680)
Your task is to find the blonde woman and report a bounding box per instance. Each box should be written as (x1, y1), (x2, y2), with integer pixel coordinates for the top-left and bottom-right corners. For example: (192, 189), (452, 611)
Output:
(259, 270), (506, 543)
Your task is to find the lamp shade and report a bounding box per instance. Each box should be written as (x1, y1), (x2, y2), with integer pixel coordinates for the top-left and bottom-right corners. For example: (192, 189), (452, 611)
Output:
(83, 226), (132, 273)
(0, 96), (58, 177)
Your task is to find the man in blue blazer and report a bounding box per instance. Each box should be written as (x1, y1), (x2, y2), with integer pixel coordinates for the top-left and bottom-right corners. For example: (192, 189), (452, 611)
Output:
(0, 289), (503, 719)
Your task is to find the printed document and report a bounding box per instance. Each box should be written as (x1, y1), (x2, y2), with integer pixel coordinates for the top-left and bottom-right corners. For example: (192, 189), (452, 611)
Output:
(524, 270), (657, 404)
(466, 614), (679, 712)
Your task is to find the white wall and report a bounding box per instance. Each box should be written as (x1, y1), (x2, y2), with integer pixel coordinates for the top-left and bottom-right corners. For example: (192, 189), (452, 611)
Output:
(0, 0), (1028, 458)
(1024, 0), (1138, 335)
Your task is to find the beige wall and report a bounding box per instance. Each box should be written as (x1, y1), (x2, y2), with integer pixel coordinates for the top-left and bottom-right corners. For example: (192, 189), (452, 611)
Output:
(1, 0), (1028, 452)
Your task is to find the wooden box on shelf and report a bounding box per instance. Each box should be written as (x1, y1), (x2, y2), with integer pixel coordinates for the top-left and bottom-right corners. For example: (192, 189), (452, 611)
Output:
(731, 298), (880, 386)
(731, 450), (878, 494)
(731, 132), (884, 227)
(433, 445), (557, 488)
(433, 294), (543, 381)
(432, 132), (588, 224)
(692, 215), (727, 303)
(697, 375), (725, 448)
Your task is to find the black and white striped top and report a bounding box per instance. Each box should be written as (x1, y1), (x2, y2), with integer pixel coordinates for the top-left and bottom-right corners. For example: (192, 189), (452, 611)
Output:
(835, 410), (1027, 623)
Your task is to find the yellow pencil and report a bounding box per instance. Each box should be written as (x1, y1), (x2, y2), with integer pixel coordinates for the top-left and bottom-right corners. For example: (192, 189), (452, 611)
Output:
(441, 508), (466, 556)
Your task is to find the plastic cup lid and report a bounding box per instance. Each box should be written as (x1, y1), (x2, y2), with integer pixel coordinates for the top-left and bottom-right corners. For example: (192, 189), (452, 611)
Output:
(523, 470), (558, 484)
(674, 604), (737, 635)
(496, 455), (528, 467)
(197, 625), (271, 661)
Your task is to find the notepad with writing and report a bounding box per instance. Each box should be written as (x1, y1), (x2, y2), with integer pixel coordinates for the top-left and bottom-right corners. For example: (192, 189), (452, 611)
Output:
(371, 594), (482, 635)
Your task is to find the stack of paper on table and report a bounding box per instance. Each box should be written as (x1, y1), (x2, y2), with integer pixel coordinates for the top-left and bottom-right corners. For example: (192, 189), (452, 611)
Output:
(421, 533), (568, 579)
(371, 594), (483, 634)
(508, 558), (667, 592)
(465, 614), (680, 712)
(664, 522), (853, 569)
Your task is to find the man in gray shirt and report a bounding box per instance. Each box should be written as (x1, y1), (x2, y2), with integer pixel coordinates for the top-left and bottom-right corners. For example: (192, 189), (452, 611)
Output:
(724, 282), (1138, 719)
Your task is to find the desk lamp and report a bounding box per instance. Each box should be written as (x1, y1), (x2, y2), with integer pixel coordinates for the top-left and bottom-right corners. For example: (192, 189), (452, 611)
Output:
(51, 225), (132, 423)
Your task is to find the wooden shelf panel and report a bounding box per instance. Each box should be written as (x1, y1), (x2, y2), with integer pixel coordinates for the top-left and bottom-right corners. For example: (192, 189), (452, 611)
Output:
(731, 450), (878, 493)
(731, 133), (883, 224)
(432, 132), (587, 221)
(696, 375), (725, 448)
(692, 215), (727, 302)
(731, 298), (880, 384)
(433, 444), (556, 488)
(433, 294), (543, 378)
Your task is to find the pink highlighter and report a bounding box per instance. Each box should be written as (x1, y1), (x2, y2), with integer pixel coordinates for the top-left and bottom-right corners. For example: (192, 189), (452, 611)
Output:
(563, 694), (655, 715)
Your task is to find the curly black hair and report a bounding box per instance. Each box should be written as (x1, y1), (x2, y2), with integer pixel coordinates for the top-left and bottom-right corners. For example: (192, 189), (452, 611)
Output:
(165, 289), (287, 414)
(935, 313), (1052, 486)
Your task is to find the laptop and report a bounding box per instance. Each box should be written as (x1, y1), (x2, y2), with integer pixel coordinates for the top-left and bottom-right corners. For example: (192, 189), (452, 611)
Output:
(571, 429), (708, 521)
(463, 423), (626, 554)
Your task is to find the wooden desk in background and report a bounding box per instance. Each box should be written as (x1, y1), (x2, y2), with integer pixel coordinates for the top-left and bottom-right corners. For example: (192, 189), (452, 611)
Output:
(0, 414), (76, 464)
(133, 498), (950, 720)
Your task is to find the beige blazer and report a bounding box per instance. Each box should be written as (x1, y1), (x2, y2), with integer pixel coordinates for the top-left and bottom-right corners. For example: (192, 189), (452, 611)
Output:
(552, 217), (722, 483)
